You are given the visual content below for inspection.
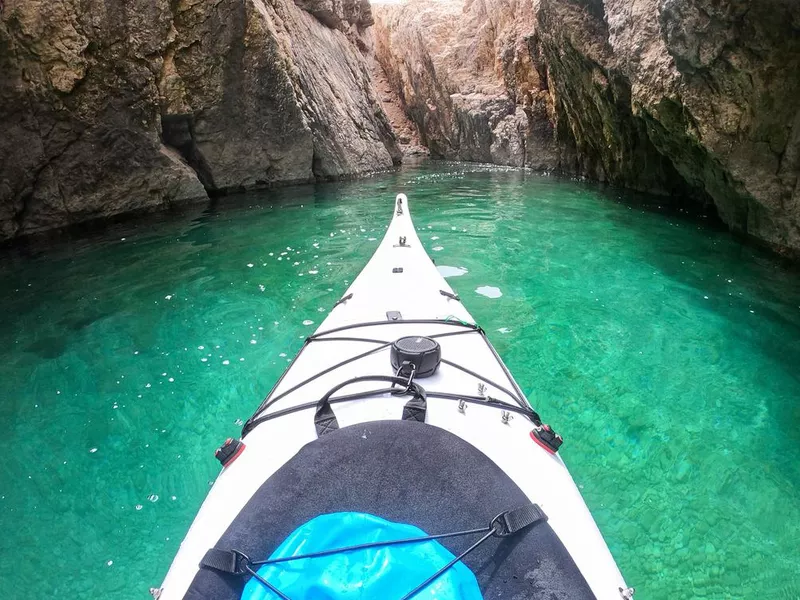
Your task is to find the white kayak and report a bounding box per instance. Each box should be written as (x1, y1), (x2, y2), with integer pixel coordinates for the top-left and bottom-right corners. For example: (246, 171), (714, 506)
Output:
(157, 195), (631, 600)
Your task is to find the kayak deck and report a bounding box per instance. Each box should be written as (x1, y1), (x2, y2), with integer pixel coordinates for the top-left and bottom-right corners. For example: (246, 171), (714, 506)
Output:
(158, 194), (628, 600)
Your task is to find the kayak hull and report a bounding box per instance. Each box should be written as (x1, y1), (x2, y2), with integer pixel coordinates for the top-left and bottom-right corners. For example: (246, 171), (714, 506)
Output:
(158, 195), (628, 600)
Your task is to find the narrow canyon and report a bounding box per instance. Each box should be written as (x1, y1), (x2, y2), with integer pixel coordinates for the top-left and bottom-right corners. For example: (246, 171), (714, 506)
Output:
(1, 0), (798, 255)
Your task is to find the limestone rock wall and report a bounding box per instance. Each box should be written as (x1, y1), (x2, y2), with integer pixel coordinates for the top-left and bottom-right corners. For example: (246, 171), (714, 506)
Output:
(0, 0), (205, 241)
(0, 0), (400, 241)
(533, 0), (693, 195)
(373, 0), (800, 254)
(613, 0), (800, 251)
(373, 0), (563, 170)
(537, 0), (800, 252)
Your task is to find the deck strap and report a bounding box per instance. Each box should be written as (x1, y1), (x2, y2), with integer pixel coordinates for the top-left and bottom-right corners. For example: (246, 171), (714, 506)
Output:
(200, 502), (548, 600)
(185, 420), (594, 600)
(200, 548), (245, 575)
(314, 376), (427, 436)
(242, 318), (538, 436)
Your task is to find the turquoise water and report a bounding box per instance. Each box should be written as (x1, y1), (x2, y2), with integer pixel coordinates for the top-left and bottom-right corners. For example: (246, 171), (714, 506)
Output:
(1, 162), (799, 599)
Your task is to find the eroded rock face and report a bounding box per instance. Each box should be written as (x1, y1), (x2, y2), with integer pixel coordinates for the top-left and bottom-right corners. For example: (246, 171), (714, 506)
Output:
(293, 0), (373, 46)
(0, 0), (206, 241)
(538, 0), (800, 251)
(370, 56), (429, 156)
(623, 0), (800, 251)
(0, 0), (400, 241)
(533, 0), (692, 195)
(373, 0), (563, 170)
(374, 0), (800, 254)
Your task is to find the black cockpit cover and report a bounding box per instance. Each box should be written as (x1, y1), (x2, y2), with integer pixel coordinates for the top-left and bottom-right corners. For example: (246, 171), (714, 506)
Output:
(184, 420), (596, 599)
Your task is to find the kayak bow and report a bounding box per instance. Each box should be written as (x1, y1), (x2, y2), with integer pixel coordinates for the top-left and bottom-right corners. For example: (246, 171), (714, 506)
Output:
(157, 194), (630, 600)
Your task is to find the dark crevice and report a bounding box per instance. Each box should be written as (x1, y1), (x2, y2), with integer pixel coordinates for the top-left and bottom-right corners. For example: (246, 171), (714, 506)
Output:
(161, 113), (224, 197)
(311, 148), (324, 179)
(576, 0), (605, 23)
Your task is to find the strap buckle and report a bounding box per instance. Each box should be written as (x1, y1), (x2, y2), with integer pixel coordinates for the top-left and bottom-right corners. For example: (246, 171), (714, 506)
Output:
(200, 548), (253, 576)
(490, 503), (547, 537)
(230, 550), (252, 576)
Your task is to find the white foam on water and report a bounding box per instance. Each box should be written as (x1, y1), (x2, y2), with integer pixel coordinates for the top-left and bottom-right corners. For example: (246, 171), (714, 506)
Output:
(437, 266), (468, 278)
(303, 320), (314, 326)
(432, 246), (444, 251)
(476, 286), (503, 299)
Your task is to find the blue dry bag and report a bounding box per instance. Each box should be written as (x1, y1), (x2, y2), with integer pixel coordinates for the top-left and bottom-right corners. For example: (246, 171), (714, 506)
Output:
(241, 512), (483, 600)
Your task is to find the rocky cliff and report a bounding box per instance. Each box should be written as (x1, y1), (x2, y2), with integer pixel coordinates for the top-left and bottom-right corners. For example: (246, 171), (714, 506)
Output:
(0, 0), (400, 241)
(373, 0), (800, 254)
(373, 0), (563, 170)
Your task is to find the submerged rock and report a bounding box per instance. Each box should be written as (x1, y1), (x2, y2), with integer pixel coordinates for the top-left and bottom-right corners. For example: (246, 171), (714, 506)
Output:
(0, 0), (400, 241)
(373, 0), (800, 255)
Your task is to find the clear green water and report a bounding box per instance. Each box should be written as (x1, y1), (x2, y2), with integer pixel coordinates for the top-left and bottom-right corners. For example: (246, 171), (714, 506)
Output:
(1, 162), (799, 599)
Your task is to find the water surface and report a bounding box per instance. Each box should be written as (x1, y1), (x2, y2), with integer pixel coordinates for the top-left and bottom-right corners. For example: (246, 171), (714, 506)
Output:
(1, 162), (799, 599)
